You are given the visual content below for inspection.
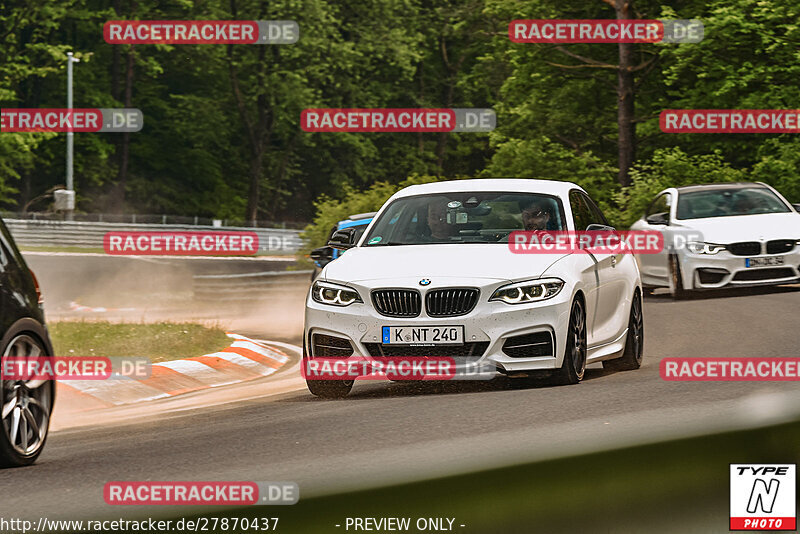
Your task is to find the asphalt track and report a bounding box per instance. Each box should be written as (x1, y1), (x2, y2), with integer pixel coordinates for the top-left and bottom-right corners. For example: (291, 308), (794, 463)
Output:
(2, 283), (800, 531)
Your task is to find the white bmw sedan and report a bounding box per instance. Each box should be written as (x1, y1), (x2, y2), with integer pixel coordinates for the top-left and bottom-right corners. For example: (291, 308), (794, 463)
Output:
(631, 182), (800, 297)
(304, 179), (643, 398)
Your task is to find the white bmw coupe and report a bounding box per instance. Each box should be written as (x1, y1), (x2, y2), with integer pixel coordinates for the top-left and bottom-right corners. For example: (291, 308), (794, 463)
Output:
(304, 179), (644, 397)
(631, 182), (800, 297)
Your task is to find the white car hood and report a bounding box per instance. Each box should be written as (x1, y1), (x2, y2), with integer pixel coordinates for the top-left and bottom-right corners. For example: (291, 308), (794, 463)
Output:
(673, 213), (800, 243)
(324, 244), (566, 283)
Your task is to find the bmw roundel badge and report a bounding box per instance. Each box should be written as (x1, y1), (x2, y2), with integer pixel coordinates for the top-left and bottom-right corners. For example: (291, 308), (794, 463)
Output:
(419, 279), (431, 286)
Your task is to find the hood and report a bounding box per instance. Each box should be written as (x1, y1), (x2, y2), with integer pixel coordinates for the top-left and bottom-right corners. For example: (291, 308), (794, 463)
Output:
(324, 244), (566, 283)
(673, 212), (800, 243)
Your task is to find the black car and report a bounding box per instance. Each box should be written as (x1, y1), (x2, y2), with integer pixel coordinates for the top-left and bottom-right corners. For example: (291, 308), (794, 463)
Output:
(0, 218), (55, 467)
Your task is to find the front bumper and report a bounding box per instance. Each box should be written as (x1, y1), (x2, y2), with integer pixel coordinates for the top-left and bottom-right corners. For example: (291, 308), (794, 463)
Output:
(680, 249), (800, 290)
(304, 278), (573, 374)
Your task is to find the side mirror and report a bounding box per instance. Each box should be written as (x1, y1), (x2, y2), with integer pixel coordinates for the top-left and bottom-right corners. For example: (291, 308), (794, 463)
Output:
(328, 228), (357, 250)
(309, 246), (333, 262)
(792, 203), (800, 213)
(645, 213), (669, 225)
(586, 224), (616, 232)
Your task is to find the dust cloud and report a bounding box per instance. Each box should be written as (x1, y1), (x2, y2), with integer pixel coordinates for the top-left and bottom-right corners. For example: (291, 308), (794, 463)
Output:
(24, 253), (308, 344)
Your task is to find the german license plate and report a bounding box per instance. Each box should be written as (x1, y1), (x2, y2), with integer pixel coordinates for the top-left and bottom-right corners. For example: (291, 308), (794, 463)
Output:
(745, 256), (784, 268)
(382, 326), (464, 345)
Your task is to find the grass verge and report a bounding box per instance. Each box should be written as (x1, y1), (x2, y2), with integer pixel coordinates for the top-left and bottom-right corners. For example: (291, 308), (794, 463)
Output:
(49, 321), (232, 362)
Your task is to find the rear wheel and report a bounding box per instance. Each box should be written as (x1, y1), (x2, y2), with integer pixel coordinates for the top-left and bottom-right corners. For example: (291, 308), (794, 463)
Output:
(0, 334), (54, 468)
(603, 291), (643, 371)
(552, 298), (587, 385)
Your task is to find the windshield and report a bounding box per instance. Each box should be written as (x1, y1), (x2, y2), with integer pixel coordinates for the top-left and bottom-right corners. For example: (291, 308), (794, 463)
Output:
(676, 187), (791, 220)
(363, 192), (565, 246)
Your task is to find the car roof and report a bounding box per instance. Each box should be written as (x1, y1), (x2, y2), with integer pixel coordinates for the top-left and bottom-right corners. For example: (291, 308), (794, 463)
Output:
(674, 182), (767, 194)
(338, 217), (373, 229)
(347, 212), (377, 220)
(393, 178), (582, 199)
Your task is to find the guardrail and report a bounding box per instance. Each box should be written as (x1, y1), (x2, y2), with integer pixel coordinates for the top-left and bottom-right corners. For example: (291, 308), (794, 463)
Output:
(3, 219), (304, 254)
(1, 211), (307, 229)
(193, 270), (313, 301)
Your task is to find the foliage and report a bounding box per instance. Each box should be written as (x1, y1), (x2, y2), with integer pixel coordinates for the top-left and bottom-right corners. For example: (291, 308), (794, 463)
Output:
(607, 148), (747, 228)
(300, 175), (456, 251)
(1, 0), (799, 228)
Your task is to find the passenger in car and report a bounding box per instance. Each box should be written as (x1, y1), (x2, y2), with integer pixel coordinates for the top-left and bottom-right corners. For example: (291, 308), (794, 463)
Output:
(520, 198), (552, 231)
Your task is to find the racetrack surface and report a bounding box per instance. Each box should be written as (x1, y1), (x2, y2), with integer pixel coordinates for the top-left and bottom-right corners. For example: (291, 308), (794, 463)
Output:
(1, 284), (800, 529)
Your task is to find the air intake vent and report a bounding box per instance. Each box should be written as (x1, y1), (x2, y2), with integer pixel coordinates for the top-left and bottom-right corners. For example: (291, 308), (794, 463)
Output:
(425, 288), (479, 317)
(697, 268), (728, 285)
(502, 332), (554, 358)
(371, 289), (421, 317)
(312, 334), (353, 357)
(364, 342), (489, 358)
(733, 268), (796, 282)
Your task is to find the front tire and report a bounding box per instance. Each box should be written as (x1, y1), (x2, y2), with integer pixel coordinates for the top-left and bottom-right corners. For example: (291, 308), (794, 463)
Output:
(603, 290), (644, 371)
(0, 334), (54, 468)
(552, 297), (587, 385)
(669, 254), (687, 299)
(306, 379), (354, 399)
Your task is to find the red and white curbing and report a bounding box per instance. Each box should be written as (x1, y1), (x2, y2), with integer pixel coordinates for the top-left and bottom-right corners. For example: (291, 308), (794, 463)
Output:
(68, 301), (136, 313)
(56, 333), (289, 409)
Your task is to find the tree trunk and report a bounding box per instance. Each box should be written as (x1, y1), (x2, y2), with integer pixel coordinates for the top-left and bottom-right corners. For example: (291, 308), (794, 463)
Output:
(227, 0), (273, 226)
(614, 0), (636, 187)
(245, 148), (264, 225)
(111, 44), (135, 213)
(111, 0), (122, 101)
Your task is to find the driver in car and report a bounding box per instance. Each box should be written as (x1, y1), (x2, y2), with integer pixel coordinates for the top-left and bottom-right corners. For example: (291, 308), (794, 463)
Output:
(425, 200), (458, 241)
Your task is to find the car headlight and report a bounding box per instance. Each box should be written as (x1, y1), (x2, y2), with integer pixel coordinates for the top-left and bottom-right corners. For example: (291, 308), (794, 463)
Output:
(490, 278), (564, 304)
(311, 281), (363, 306)
(686, 242), (726, 255)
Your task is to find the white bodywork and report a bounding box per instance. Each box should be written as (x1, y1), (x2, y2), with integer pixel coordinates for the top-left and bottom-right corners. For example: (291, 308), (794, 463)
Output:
(631, 182), (800, 291)
(305, 179), (642, 375)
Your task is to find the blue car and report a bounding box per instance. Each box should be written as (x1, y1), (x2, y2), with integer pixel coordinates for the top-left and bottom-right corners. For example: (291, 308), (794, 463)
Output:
(309, 212), (375, 280)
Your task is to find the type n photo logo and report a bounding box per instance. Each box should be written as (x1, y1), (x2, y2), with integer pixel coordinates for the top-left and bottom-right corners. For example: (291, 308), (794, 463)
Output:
(730, 464), (796, 530)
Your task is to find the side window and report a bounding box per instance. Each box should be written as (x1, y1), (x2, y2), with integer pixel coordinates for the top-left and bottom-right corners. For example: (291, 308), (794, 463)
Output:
(582, 193), (609, 227)
(646, 194), (671, 219)
(569, 191), (593, 231)
(352, 224), (368, 243)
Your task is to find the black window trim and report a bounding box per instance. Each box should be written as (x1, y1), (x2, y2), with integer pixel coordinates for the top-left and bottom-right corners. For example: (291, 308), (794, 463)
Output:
(645, 192), (672, 220)
(363, 190), (568, 246)
(568, 189), (609, 230)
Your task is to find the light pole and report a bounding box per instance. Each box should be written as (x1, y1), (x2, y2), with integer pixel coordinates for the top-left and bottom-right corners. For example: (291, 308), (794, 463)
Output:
(65, 52), (80, 220)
